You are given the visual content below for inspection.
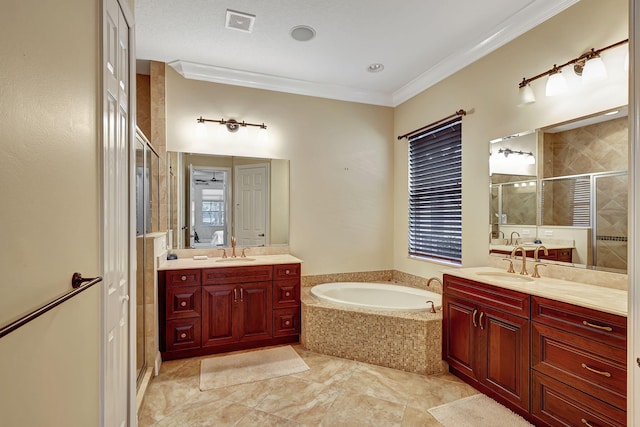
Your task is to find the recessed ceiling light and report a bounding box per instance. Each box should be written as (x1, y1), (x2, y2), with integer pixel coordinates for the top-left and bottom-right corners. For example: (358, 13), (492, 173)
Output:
(290, 25), (315, 42)
(367, 63), (384, 73)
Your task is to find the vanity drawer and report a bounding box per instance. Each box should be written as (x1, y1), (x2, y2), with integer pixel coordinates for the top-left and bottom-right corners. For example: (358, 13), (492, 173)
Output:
(273, 307), (300, 337)
(274, 263), (301, 280)
(443, 274), (530, 318)
(274, 279), (300, 309)
(532, 322), (626, 410)
(166, 286), (201, 320)
(166, 269), (201, 287)
(165, 318), (201, 352)
(202, 265), (273, 285)
(532, 297), (626, 349)
(531, 371), (626, 427)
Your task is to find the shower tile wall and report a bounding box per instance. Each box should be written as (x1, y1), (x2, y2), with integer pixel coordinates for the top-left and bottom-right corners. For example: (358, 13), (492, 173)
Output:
(543, 117), (628, 271)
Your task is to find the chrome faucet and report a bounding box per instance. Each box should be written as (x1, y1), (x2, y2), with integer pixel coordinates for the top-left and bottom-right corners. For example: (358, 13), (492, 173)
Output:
(231, 236), (237, 258)
(534, 245), (548, 262)
(511, 246), (528, 275)
(509, 231), (520, 245)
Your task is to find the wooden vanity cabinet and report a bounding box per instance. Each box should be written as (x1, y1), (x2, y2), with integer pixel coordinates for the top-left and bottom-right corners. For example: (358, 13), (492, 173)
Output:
(159, 262), (301, 360)
(443, 274), (530, 413)
(530, 296), (627, 427)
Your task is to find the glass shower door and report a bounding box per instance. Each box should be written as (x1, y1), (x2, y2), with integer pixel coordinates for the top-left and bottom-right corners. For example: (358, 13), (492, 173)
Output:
(593, 172), (628, 271)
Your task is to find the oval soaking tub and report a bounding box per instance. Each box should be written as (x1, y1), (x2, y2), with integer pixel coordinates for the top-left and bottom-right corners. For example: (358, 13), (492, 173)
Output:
(310, 282), (441, 312)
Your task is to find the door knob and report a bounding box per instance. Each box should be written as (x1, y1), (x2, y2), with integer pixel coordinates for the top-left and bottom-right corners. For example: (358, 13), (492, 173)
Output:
(120, 295), (130, 303)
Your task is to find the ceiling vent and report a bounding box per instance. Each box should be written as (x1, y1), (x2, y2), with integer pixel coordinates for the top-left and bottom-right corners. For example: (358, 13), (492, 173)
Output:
(225, 9), (256, 33)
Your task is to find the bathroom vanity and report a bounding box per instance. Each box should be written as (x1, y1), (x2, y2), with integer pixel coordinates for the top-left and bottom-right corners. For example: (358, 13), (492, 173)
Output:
(158, 255), (302, 360)
(442, 268), (627, 427)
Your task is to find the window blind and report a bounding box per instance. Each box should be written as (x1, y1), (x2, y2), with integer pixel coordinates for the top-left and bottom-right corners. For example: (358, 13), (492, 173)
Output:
(408, 119), (462, 263)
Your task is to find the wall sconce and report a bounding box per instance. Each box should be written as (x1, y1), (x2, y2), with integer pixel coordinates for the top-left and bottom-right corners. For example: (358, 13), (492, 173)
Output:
(517, 38), (628, 105)
(498, 148), (536, 164)
(197, 116), (267, 132)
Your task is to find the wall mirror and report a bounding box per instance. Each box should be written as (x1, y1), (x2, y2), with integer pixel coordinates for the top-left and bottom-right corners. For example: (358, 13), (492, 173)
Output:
(489, 107), (628, 273)
(168, 151), (289, 249)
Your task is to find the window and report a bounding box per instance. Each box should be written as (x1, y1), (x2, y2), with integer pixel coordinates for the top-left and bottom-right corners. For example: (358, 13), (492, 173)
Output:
(408, 119), (462, 264)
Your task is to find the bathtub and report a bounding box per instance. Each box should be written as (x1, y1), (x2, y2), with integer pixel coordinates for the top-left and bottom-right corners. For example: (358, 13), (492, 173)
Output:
(310, 281), (442, 312)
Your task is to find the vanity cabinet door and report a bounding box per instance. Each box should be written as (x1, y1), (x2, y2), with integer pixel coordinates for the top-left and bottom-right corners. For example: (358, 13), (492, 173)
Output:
(274, 278), (300, 309)
(237, 281), (273, 343)
(479, 305), (530, 411)
(201, 284), (237, 347)
(442, 294), (478, 382)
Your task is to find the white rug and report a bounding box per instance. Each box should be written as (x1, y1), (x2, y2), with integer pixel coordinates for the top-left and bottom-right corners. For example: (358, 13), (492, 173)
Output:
(199, 346), (310, 391)
(428, 394), (534, 427)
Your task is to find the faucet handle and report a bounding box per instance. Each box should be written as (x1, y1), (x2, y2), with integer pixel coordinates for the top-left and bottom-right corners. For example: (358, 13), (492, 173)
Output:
(502, 258), (515, 274)
(219, 248), (227, 259)
(532, 263), (545, 278)
(241, 248), (248, 258)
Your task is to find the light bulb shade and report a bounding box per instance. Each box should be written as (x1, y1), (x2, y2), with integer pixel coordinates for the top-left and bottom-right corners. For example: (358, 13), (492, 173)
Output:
(526, 154), (536, 165)
(517, 84), (536, 106)
(582, 56), (607, 84)
(545, 71), (568, 96)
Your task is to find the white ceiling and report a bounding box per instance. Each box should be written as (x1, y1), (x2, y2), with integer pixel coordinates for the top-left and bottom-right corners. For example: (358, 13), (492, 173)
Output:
(135, 0), (578, 107)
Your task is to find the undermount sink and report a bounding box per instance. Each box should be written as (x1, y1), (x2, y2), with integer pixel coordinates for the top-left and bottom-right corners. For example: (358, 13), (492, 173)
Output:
(475, 271), (534, 282)
(215, 257), (256, 263)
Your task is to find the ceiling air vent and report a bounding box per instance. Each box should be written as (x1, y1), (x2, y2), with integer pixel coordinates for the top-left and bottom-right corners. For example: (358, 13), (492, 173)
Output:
(225, 9), (256, 33)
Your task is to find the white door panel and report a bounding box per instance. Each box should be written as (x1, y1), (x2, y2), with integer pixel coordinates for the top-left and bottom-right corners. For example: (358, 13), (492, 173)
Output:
(235, 164), (269, 246)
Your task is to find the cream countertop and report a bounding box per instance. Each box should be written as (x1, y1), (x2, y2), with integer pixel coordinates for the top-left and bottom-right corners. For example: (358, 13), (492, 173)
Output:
(441, 266), (627, 317)
(157, 254), (303, 271)
(489, 243), (574, 252)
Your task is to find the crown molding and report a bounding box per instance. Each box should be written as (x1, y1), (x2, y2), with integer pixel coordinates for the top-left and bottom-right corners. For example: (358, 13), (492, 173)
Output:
(391, 0), (579, 106)
(169, 0), (578, 108)
(169, 61), (394, 106)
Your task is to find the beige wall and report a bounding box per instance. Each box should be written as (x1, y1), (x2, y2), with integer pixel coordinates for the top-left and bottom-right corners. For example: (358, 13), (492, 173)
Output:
(166, 68), (395, 275)
(394, 0), (628, 278)
(0, 0), (102, 425)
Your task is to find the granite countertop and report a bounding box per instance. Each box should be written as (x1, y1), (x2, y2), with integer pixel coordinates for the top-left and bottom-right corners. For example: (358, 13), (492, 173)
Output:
(441, 266), (627, 317)
(158, 254), (303, 271)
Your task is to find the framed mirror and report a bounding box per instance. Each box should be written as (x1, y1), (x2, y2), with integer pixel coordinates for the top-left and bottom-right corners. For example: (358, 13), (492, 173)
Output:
(489, 107), (628, 273)
(168, 151), (289, 249)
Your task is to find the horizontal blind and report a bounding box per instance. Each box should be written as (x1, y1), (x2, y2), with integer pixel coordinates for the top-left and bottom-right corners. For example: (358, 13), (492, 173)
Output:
(408, 119), (462, 263)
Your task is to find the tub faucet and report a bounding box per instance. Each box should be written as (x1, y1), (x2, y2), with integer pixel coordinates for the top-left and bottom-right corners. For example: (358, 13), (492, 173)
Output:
(511, 246), (528, 275)
(426, 300), (437, 314)
(509, 231), (520, 245)
(231, 236), (237, 258)
(426, 277), (442, 288)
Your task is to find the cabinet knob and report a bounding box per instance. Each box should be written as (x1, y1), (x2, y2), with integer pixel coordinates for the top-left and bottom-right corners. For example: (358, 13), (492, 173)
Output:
(285, 291), (291, 297)
(285, 269), (290, 275)
(180, 301), (187, 307)
(181, 275), (187, 281)
(180, 333), (187, 339)
(285, 320), (291, 326)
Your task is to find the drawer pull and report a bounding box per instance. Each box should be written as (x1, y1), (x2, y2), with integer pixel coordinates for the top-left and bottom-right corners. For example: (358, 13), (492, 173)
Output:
(581, 363), (612, 377)
(581, 418), (594, 427)
(582, 320), (612, 332)
(180, 333), (187, 339)
(285, 291), (291, 297)
(472, 309), (478, 328)
(180, 301), (187, 307)
(285, 269), (290, 275)
(181, 275), (187, 281)
(479, 312), (485, 330)
(285, 320), (291, 326)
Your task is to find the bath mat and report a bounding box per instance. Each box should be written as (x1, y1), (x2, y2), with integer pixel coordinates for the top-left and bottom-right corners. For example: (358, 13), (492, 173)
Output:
(199, 346), (309, 391)
(428, 394), (534, 427)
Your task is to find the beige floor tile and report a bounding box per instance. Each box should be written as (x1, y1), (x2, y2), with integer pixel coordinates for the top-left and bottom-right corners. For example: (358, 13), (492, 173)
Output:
(236, 409), (302, 427)
(320, 392), (406, 427)
(401, 406), (443, 427)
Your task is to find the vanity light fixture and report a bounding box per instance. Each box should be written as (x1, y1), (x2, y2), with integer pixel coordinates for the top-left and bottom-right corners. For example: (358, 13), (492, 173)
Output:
(498, 148), (535, 164)
(196, 116), (267, 132)
(517, 38), (628, 105)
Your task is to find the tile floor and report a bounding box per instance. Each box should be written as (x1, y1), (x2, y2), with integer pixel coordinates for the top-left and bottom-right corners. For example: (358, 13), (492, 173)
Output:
(138, 345), (479, 426)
